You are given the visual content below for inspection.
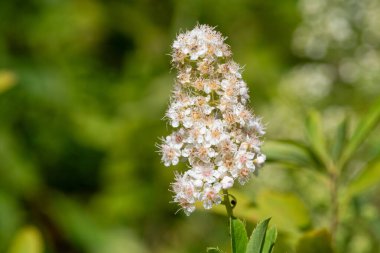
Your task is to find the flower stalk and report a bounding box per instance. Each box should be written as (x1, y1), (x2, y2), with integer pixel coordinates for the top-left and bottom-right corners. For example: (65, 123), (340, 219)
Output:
(223, 189), (234, 220)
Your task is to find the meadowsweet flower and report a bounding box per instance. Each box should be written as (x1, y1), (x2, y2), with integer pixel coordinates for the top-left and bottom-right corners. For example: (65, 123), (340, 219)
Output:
(159, 24), (266, 215)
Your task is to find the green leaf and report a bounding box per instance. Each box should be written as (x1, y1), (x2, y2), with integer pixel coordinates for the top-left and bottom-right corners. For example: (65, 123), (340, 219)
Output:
(262, 227), (277, 253)
(246, 218), (270, 253)
(296, 229), (334, 253)
(346, 158), (380, 198)
(207, 247), (223, 253)
(305, 110), (331, 169)
(8, 226), (44, 253)
(339, 99), (380, 169)
(331, 116), (348, 162)
(256, 190), (311, 231)
(231, 218), (248, 253)
(263, 140), (320, 170)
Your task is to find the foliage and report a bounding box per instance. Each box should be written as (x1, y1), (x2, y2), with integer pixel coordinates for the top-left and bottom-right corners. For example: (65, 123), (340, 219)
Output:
(0, 0), (379, 253)
(217, 218), (276, 253)
(263, 99), (380, 252)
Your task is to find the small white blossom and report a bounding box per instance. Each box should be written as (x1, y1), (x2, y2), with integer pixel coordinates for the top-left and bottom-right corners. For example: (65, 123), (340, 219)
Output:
(159, 25), (266, 215)
(255, 154), (266, 166)
(235, 149), (256, 170)
(221, 176), (234, 189)
(201, 184), (222, 209)
(159, 136), (182, 166)
(205, 120), (227, 145)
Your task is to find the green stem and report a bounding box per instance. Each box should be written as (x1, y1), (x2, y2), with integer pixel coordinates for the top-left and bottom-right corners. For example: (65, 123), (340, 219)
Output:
(223, 188), (234, 253)
(223, 189), (234, 220)
(223, 189), (236, 253)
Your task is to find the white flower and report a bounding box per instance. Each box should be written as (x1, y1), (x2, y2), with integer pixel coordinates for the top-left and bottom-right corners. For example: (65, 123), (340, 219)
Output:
(171, 173), (198, 215)
(159, 24), (266, 215)
(188, 163), (217, 184)
(248, 118), (265, 136)
(216, 154), (235, 173)
(186, 122), (207, 144)
(201, 184), (222, 209)
(235, 149), (256, 170)
(255, 154), (266, 166)
(160, 136), (182, 166)
(193, 144), (217, 163)
(203, 79), (220, 94)
(221, 176), (234, 189)
(236, 167), (253, 185)
(205, 120), (227, 145)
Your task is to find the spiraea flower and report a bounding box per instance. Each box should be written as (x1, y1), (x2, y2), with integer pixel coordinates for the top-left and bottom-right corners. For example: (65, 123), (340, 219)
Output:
(158, 24), (266, 215)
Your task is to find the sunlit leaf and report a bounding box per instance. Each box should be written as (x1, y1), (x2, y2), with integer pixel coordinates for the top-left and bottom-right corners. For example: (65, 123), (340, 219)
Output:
(8, 226), (43, 253)
(256, 190), (311, 231)
(339, 99), (380, 169)
(246, 218), (270, 253)
(231, 218), (248, 253)
(346, 158), (380, 198)
(262, 227), (277, 253)
(305, 110), (331, 169)
(207, 247), (223, 253)
(295, 229), (334, 253)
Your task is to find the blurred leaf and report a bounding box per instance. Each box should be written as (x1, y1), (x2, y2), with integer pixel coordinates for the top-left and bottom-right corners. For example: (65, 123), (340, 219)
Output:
(207, 247), (223, 253)
(331, 116), (348, 162)
(231, 218), (248, 253)
(50, 194), (104, 251)
(50, 194), (148, 253)
(8, 226), (43, 253)
(263, 140), (320, 169)
(295, 229), (334, 253)
(0, 191), (23, 251)
(339, 99), (380, 169)
(346, 158), (380, 198)
(246, 218), (270, 253)
(96, 229), (149, 253)
(262, 227), (277, 253)
(0, 70), (17, 94)
(256, 190), (311, 231)
(305, 110), (331, 170)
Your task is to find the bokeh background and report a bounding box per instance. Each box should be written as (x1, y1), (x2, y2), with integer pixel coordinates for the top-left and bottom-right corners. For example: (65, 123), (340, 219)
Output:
(1, 0), (380, 252)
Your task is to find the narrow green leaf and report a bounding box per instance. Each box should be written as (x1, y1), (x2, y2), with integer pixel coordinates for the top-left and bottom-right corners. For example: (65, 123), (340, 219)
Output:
(346, 158), (380, 198)
(246, 218), (271, 253)
(331, 116), (348, 162)
(296, 229), (334, 253)
(231, 218), (248, 253)
(305, 110), (331, 169)
(339, 99), (380, 169)
(262, 227), (277, 253)
(263, 140), (321, 170)
(207, 247), (223, 253)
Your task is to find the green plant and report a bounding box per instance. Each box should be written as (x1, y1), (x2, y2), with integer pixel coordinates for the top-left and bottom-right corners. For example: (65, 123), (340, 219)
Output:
(264, 98), (380, 252)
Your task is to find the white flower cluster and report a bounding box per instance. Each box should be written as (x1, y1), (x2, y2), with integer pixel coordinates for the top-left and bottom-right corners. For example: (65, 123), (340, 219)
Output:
(159, 25), (266, 215)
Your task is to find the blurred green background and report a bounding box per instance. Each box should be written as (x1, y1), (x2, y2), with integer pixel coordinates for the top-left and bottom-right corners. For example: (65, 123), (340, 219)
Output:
(1, 0), (380, 252)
